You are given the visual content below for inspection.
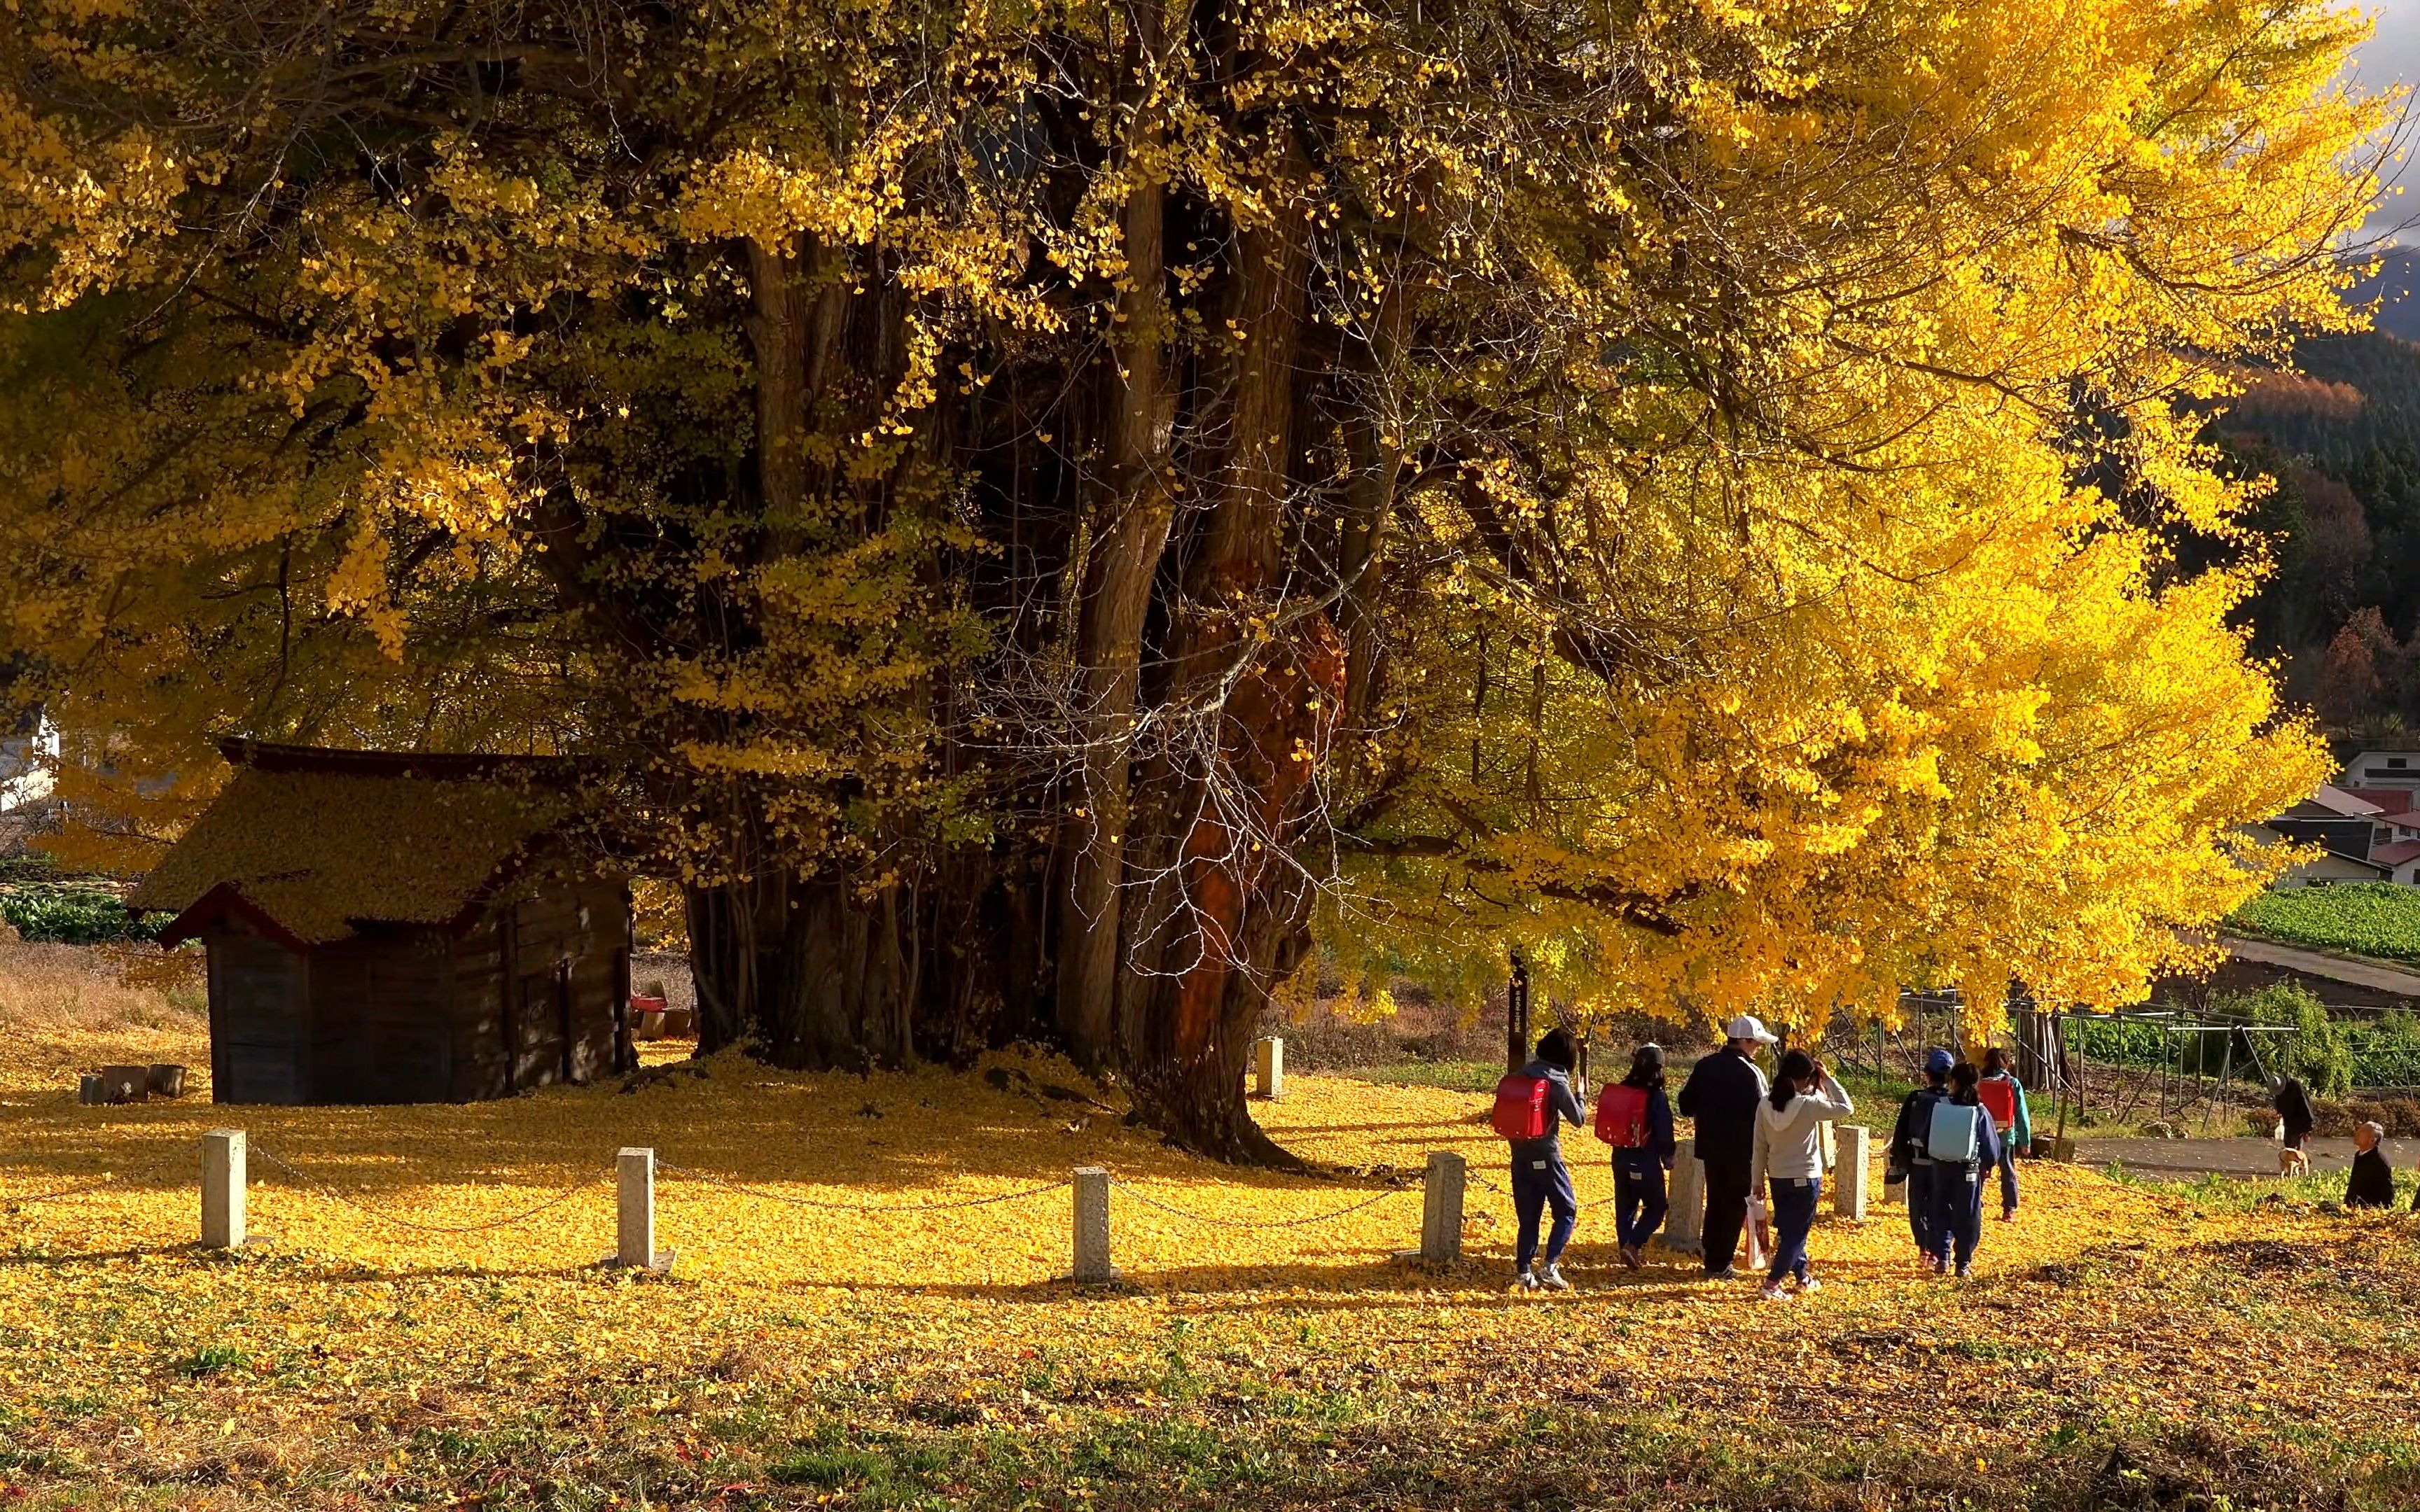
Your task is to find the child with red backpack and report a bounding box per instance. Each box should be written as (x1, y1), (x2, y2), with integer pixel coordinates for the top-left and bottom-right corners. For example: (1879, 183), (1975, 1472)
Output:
(1978, 1047), (2031, 1221)
(1492, 1028), (1587, 1290)
(1597, 1044), (1676, 1268)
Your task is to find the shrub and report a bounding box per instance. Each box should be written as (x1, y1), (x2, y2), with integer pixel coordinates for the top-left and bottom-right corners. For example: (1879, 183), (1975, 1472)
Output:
(0, 886), (158, 944)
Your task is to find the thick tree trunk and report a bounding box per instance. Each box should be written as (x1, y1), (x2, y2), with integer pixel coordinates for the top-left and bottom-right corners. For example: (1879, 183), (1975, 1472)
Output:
(1055, 8), (1185, 1070)
(685, 866), (924, 1069)
(1109, 209), (1339, 1161)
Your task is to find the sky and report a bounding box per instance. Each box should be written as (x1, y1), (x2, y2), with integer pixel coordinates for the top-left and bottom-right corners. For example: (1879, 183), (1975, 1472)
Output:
(2357, 1), (2420, 240)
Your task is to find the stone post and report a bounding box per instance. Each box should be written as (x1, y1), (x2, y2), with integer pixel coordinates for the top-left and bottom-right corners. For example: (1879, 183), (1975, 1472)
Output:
(202, 1129), (245, 1250)
(1833, 1124), (1870, 1221)
(1419, 1151), (1466, 1263)
(1664, 1154), (1705, 1256)
(1253, 1037), (1284, 1100)
(617, 1147), (655, 1269)
(1071, 1166), (1113, 1282)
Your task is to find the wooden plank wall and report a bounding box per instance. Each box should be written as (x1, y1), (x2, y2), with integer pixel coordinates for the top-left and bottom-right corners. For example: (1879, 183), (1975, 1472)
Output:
(447, 913), (513, 1101)
(454, 864), (628, 1098)
(202, 853), (629, 1105)
(205, 925), (309, 1105)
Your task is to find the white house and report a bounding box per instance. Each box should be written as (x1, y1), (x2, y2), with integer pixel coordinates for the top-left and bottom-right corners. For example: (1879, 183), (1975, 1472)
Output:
(2341, 749), (2420, 790)
(0, 710), (56, 813)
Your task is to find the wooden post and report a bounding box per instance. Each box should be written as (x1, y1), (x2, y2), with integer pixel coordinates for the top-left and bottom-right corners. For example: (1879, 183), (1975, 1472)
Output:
(1833, 1125), (1870, 1221)
(1071, 1166), (1112, 1282)
(1664, 1154), (1705, 1255)
(202, 1129), (245, 1249)
(616, 1147), (655, 1269)
(1253, 1037), (1284, 1100)
(1419, 1151), (1466, 1264)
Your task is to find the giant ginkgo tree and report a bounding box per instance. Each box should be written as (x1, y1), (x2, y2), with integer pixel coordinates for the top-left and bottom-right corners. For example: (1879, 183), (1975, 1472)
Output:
(0, 0), (2385, 1155)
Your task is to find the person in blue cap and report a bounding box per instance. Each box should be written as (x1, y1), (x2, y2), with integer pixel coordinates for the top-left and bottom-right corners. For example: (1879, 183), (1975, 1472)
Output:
(1886, 1049), (1955, 1265)
(1924, 1060), (2002, 1276)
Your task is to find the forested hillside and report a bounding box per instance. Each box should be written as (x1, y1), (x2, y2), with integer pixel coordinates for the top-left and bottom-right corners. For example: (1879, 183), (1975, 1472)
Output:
(2219, 261), (2420, 729)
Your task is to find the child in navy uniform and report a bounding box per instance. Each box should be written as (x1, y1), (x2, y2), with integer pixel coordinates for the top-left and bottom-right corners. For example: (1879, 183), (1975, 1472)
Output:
(1505, 1028), (1587, 1290)
(1608, 1044), (1677, 1268)
(1923, 1060), (2001, 1277)
(1886, 1049), (1954, 1264)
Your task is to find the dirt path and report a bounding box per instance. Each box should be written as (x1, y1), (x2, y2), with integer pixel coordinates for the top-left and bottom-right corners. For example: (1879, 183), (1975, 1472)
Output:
(2073, 1134), (2419, 1177)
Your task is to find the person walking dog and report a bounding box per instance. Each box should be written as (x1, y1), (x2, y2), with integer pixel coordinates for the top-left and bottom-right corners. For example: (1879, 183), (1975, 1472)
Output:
(1750, 1049), (1854, 1300)
(1677, 1015), (1774, 1280)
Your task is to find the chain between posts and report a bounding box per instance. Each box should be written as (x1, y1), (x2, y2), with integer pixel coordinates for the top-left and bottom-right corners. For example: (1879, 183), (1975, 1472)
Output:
(0, 1173), (120, 1208)
(1112, 1180), (1406, 1230)
(657, 1161), (1073, 1213)
(251, 1147), (612, 1234)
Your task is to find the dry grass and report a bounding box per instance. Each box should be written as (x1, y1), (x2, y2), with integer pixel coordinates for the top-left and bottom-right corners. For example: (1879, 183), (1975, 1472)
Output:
(0, 939), (207, 1083)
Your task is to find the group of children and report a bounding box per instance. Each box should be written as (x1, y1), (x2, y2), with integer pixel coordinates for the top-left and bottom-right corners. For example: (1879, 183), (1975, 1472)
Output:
(1491, 1021), (2033, 1296)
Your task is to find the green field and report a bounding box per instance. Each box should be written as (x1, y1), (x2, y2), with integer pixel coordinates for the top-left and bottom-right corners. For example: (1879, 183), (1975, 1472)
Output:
(2230, 883), (2420, 965)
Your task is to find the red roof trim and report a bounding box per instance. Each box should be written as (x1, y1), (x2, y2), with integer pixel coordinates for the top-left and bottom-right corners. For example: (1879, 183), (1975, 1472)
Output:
(153, 881), (313, 953)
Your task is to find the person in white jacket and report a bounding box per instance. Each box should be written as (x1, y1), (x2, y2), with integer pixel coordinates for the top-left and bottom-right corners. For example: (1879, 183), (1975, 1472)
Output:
(1749, 1048), (1853, 1301)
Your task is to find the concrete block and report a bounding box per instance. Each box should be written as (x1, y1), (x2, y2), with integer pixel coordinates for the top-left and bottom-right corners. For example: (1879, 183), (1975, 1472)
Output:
(1833, 1124), (1870, 1222)
(616, 1147), (660, 1269)
(1419, 1150), (1466, 1263)
(202, 1129), (245, 1249)
(1072, 1166), (1113, 1282)
(1253, 1037), (1284, 1100)
(1664, 1154), (1705, 1255)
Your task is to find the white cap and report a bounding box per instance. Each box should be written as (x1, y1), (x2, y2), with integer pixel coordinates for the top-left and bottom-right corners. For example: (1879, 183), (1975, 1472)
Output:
(1725, 1014), (1778, 1045)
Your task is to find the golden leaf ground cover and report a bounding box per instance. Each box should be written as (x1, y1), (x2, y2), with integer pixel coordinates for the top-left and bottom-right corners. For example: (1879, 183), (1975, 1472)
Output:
(2, 958), (2417, 1509)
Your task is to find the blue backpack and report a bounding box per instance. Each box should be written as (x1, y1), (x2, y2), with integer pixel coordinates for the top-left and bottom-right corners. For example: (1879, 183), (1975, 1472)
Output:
(1927, 1100), (1982, 1163)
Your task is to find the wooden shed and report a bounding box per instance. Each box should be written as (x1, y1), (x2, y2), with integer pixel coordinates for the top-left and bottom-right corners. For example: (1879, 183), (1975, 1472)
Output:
(131, 741), (631, 1105)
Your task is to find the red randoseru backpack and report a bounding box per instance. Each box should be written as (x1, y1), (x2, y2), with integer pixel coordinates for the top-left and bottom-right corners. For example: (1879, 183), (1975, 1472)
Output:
(1491, 1073), (1552, 1140)
(1594, 1083), (1649, 1147)
(1977, 1077), (2017, 1133)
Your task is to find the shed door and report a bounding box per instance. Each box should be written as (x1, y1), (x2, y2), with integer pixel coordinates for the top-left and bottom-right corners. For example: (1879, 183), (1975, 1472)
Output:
(209, 930), (307, 1104)
(513, 965), (569, 1090)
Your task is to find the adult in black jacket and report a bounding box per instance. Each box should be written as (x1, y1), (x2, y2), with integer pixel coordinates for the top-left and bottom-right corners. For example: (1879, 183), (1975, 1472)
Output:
(2346, 1122), (2398, 1210)
(1676, 1015), (1775, 1278)
(2273, 1074), (2316, 1176)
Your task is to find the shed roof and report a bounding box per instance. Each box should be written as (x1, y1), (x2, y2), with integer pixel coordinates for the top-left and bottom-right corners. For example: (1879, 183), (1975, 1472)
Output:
(130, 741), (585, 946)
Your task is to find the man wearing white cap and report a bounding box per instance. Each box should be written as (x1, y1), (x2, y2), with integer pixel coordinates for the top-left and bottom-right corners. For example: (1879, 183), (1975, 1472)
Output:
(1676, 1014), (1776, 1279)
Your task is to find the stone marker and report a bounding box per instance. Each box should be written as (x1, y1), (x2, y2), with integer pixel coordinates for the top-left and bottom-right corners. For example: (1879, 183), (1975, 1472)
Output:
(1833, 1124), (1870, 1221)
(1071, 1166), (1112, 1282)
(202, 1129), (246, 1249)
(616, 1147), (660, 1269)
(148, 1063), (188, 1098)
(99, 1065), (147, 1105)
(1419, 1151), (1466, 1264)
(1663, 1154), (1706, 1255)
(1253, 1037), (1284, 1100)
(78, 1074), (103, 1107)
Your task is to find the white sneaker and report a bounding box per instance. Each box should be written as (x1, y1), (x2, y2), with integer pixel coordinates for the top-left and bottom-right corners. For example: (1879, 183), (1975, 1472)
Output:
(1539, 1263), (1571, 1292)
(1515, 1268), (1541, 1291)
(1795, 1276), (1823, 1295)
(1759, 1282), (1791, 1302)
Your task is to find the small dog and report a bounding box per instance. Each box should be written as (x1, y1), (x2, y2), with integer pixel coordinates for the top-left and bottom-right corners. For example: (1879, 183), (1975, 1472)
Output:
(2279, 1145), (2310, 1178)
